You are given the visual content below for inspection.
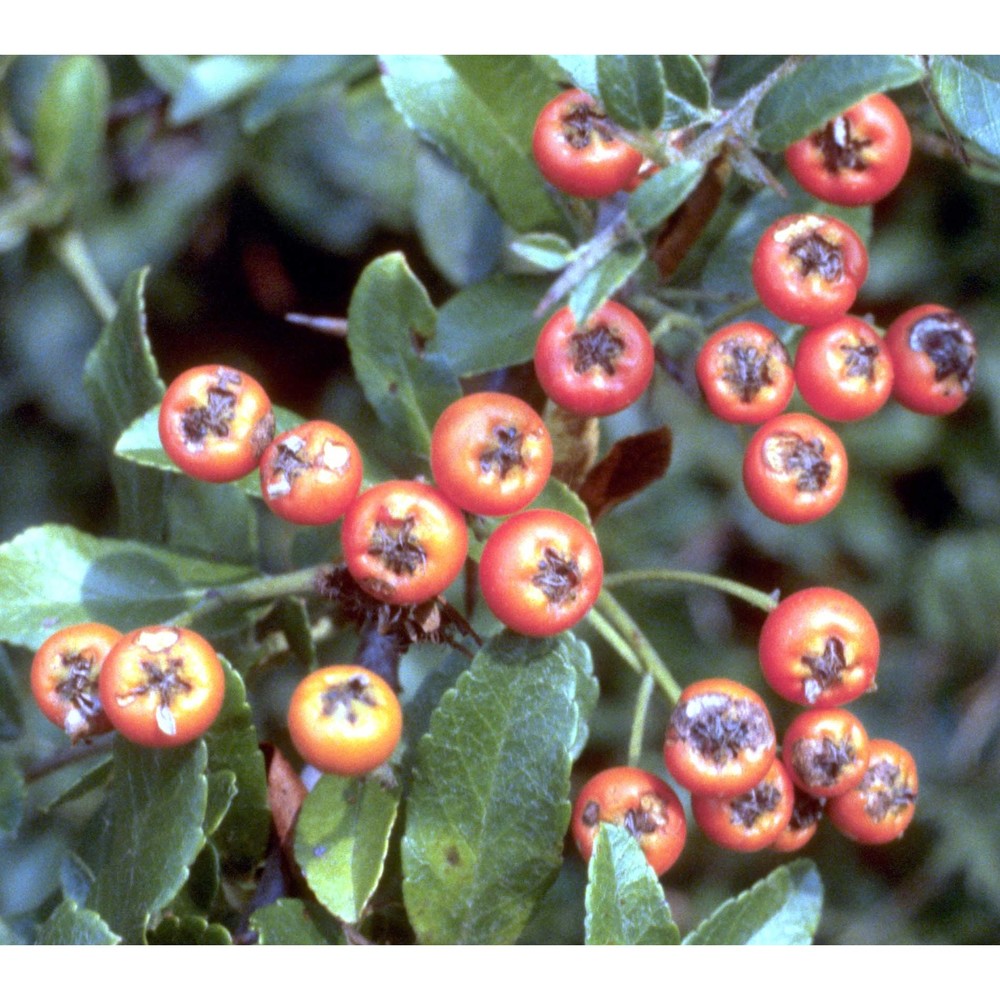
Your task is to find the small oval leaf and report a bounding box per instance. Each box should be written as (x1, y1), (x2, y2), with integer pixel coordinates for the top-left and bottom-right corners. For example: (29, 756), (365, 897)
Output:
(294, 773), (401, 923)
(596, 55), (666, 131)
(33, 55), (109, 196)
(929, 56), (1000, 158)
(347, 252), (461, 457)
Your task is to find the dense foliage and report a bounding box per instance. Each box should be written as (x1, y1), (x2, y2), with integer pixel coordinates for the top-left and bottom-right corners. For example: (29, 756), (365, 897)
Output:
(1, 54), (999, 945)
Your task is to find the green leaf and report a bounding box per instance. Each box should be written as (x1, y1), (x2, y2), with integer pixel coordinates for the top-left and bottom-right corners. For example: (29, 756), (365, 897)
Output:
(585, 824), (680, 945)
(147, 915), (232, 945)
(533, 476), (593, 530)
(204, 771), (238, 839)
(755, 56), (925, 151)
(347, 252), (461, 457)
(0, 753), (25, 837)
(506, 232), (576, 274)
(568, 241), (646, 324)
(381, 55), (564, 233)
(32, 56), (109, 197)
(165, 478), (258, 566)
(436, 274), (552, 377)
(249, 898), (342, 944)
(414, 146), (503, 288)
(626, 159), (706, 233)
(684, 860), (823, 945)
(596, 55), (665, 131)
(929, 56), (1000, 157)
(180, 841), (221, 913)
(36, 755), (112, 814)
(402, 630), (596, 944)
(294, 773), (401, 923)
(35, 899), (120, 945)
(167, 55), (282, 125)
(273, 597), (318, 670)
(82, 267), (168, 542)
(203, 658), (270, 870)
(660, 56), (712, 118)
(136, 55), (190, 94)
(87, 739), (208, 943)
(241, 54), (376, 133)
(0, 523), (256, 651)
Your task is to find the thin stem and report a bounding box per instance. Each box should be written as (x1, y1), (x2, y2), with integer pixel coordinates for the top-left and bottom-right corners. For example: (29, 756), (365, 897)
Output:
(285, 313), (349, 337)
(587, 606), (644, 675)
(593, 588), (682, 704)
(604, 568), (779, 614)
(166, 566), (323, 628)
(706, 295), (762, 331)
(48, 229), (117, 324)
(627, 672), (655, 768)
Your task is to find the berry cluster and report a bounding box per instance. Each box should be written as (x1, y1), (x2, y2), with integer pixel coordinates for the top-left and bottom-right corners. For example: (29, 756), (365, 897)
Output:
(573, 586), (919, 874)
(29, 90), (937, 878)
(526, 89), (929, 877)
(142, 360), (623, 768)
(703, 95), (977, 525)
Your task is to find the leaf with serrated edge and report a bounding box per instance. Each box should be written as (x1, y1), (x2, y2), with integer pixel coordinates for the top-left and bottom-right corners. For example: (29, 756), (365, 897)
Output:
(83, 267), (167, 541)
(86, 739), (208, 943)
(930, 56), (1000, 158)
(35, 899), (120, 945)
(204, 657), (269, 869)
(684, 859), (823, 945)
(585, 825), (680, 945)
(347, 252), (461, 457)
(382, 55), (564, 234)
(402, 630), (595, 944)
(0, 524), (256, 651)
(294, 774), (401, 923)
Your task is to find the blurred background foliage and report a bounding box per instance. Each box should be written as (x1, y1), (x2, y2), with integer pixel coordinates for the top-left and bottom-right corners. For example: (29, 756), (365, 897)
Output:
(1, 54), (999, 944)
